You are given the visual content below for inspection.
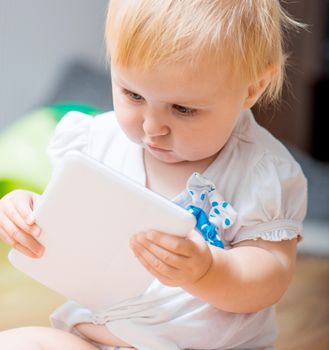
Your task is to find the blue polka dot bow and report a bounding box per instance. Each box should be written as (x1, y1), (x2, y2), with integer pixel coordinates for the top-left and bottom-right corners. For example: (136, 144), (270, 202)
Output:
(186, 172), (237, 248)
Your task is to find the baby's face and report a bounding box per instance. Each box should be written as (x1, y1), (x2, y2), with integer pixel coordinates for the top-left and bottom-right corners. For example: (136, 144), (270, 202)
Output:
(111, 58), (250, 164)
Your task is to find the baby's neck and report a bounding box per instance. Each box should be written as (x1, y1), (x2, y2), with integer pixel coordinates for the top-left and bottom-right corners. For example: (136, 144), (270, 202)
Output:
(144, 150), (217, 199)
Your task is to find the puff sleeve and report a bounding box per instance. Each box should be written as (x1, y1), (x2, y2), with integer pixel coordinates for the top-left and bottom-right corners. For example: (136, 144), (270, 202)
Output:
(225, 154), (308, 245)
(47, 111), (93, 170)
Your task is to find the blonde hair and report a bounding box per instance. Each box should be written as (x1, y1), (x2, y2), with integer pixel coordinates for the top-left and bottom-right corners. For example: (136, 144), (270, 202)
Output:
(106, 0), (304, 103)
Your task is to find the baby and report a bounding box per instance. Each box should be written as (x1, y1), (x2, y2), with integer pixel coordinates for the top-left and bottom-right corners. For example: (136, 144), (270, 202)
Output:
(0, 1), (307, 349)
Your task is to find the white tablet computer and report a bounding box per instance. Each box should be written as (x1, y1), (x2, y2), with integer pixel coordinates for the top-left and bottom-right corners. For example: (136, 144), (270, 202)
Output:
(8, 151), (196, 312)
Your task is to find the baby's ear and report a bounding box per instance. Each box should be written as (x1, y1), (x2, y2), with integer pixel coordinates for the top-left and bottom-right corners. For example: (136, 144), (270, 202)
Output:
(243, 66), (276, 109)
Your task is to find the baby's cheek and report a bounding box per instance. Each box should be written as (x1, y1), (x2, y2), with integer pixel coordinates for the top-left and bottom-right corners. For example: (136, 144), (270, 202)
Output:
(117, 113), (143, 144)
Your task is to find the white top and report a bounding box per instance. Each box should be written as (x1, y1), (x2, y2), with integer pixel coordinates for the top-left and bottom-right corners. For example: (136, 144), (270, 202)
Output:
(48, 109), (307, 350)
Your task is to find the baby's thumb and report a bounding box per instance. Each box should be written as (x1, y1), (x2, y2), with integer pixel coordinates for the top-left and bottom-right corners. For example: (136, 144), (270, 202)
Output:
(24, 191), (39, 225)
(26, 213), (36, 225)
(187, 229), (204, 243)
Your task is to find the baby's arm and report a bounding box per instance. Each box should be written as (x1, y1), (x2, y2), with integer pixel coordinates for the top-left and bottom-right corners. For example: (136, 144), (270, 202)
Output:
(130, 230), (297, 313)
(185, 238), (296, 313)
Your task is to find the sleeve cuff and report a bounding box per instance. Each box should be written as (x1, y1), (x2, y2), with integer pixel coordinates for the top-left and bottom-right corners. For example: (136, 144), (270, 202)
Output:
(231, 220), (303, 245)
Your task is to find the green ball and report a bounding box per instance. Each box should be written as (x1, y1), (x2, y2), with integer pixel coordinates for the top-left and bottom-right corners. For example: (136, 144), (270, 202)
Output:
(0, 103), (101, 198)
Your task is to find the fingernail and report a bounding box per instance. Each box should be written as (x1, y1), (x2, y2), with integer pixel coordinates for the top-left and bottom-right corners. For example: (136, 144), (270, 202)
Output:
(27, 214), (35, 225)
(131, 232), (140, 240)
(12, 230), (23, 241)
(136, 234), (144, 242)
(37, 246), (44, 257)
(31, 226), (41, 237)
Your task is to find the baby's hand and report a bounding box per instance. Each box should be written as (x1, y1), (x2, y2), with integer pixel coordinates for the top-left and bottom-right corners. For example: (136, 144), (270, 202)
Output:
(0, 190), (44, 258)
(130, 230), (213, 287)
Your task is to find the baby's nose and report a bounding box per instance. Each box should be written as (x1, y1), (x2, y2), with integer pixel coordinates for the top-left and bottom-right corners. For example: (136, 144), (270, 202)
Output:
(143, 115), (170, 137)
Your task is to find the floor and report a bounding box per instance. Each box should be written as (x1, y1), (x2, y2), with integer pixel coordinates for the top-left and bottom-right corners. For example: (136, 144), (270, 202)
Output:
(0, 242), (329, 349)
(275, 255), (329, 350)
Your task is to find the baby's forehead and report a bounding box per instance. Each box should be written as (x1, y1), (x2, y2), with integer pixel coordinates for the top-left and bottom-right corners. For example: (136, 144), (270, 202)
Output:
(112, 59), (245, 103)
(110, 45), (245, 89)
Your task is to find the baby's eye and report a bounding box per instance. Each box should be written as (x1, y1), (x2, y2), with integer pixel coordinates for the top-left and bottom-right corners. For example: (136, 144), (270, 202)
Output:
(122, 89), (143, 101)
(129, 92), (143, 101)
(172, 104), (197, 117)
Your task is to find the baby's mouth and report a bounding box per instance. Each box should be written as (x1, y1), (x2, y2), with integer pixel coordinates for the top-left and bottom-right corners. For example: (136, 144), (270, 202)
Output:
(146, 143), (171, 152)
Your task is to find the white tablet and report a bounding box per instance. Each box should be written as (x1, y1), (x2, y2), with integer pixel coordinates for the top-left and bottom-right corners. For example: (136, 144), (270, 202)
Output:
(8, 151), (196, 312)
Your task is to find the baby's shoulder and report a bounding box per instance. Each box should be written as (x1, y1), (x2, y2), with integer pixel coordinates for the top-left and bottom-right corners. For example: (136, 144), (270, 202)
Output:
(47, 110), (121, 168)
(230, 110), (301, 174)
(55, 110), (120, 143)
(214, 110), (307, 205)
(90, 110), (118, 129)
(217, 112), (308, 244)
(56, 110), (117, 131)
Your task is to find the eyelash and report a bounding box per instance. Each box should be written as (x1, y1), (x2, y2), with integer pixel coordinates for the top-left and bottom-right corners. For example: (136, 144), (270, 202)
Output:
(122, 89), (143, 102)
(121, 89), (197, 117)
(172, 104), (197, 117)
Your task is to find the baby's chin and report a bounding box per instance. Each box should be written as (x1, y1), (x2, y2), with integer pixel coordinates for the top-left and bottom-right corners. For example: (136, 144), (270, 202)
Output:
(144, 148), (213, 166)
(144, 148), (182, 164)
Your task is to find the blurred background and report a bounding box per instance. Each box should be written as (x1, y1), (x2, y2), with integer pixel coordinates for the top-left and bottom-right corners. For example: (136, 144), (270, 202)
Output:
(0, 0), (328, 349)
(0, 0), (110, 128)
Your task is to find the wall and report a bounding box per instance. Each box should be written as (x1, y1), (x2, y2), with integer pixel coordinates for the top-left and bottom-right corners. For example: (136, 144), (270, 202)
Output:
(0, 0), (108, 129)
(254, 0), (328, 155)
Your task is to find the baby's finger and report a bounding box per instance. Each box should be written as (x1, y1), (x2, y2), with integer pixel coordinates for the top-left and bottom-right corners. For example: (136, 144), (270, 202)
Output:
(186, 229), (205, 242)
(135, 250), (176, 286)
(144, 231), (192, 257)
(12, 230), (44, 257)
(135, 234), (186, 269)
(0, 226), (15, 246)
(14, 195), (36, 224)
(0, 224), (43, 258)
(0, 212), (21, 238)
(12, 241), (41, 259)
(26, 191), (40, 225)
(131, 238), (174, 279)
(0, 214), (43, 256)
(3, 200), (40, 237)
